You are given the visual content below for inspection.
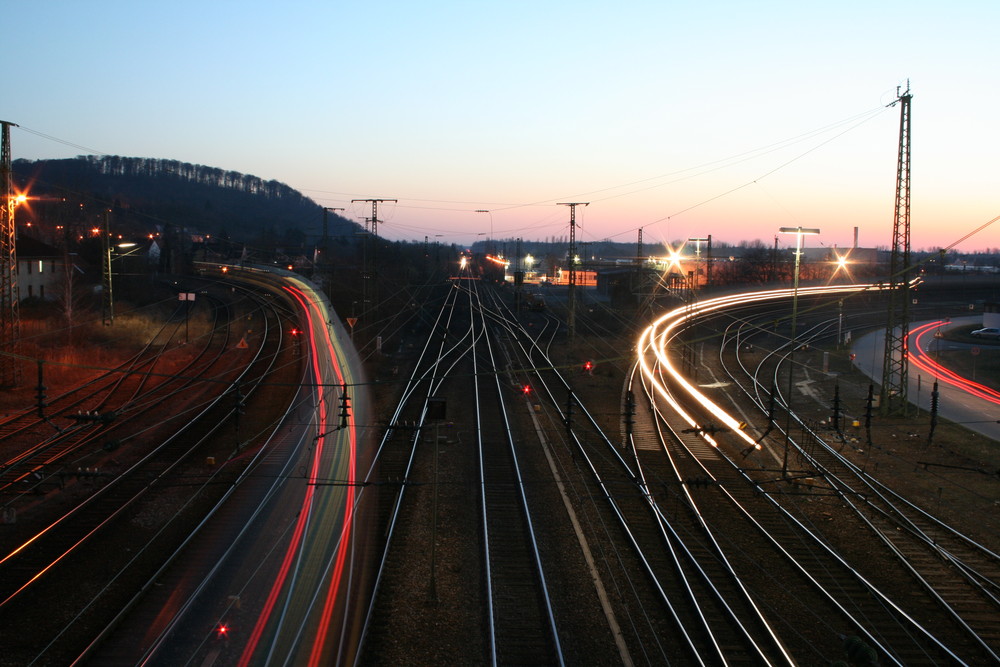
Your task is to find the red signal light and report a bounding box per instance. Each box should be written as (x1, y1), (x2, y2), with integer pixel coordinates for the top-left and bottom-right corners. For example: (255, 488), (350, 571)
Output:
(583, 361), (593, 372)
(217, 623), (230, 638)
(290, 328), (301, 336)
(522, 384), (531, 395)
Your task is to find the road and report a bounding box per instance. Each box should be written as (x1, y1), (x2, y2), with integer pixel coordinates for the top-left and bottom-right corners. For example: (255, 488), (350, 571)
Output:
(851, 315), (1000, 443)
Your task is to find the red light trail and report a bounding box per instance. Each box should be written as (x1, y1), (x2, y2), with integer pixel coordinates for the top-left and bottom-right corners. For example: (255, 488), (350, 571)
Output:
(237, 283), (357, 665)
(908, 321), (1000, 405)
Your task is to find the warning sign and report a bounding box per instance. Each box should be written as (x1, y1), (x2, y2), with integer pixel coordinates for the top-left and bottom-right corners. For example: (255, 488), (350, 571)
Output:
(237, 337), (249, 349)
(347, 318), (358, 329)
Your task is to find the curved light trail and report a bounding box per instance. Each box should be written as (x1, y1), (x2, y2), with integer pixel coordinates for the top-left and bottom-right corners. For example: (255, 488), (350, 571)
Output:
(638, 284), (874, 448)
(908, 321), (1000, 405)
(237, 278), (359, 666)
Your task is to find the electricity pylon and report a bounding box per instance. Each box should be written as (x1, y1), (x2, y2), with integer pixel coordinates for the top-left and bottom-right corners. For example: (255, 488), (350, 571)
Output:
(1, 120), (20, 387)
(351, 198), (396, 321)
(880, 83), (912, 415)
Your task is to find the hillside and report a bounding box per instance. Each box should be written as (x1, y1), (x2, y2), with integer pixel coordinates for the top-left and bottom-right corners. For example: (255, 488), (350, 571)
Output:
(11, 156), (359, 249)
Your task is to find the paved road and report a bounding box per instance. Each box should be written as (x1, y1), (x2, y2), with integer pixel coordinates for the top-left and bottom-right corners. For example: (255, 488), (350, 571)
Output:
(851, 316), (1000, 443)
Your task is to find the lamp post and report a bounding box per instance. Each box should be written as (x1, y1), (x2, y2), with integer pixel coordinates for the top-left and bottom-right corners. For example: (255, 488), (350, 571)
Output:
(687, 237), (709, 290)
(102, 237), (143, 327)
(778, 226), (819, 477)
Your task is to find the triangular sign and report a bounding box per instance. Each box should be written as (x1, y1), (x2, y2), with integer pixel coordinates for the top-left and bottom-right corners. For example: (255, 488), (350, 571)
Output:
(347, 318), (358, 328)
(236, 337), (249, 349)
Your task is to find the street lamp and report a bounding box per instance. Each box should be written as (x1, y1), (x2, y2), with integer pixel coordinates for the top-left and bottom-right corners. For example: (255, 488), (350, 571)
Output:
(777, 226), (820, 477)
(103, 240), (143, 326)
(687, 237), (709, 289)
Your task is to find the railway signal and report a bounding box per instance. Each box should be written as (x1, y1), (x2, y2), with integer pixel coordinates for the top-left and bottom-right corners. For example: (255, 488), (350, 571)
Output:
(339, 384), (351, 429)
(623, 391), (635, 447)
(72, 410), (116, 424)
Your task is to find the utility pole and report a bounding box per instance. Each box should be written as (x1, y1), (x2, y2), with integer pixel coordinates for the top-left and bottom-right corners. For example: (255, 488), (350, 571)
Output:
(351, 198), (396, 322)
(688, 237), (709, 290)
(880, 83), (912, 415)
(515, 237), (523, 312)
(637, 227), (643, 263)
(705, 234), (712, 287)
(101, 211), (114, 326)
(558, 202), (588, 341)
(1, 121), (20, 387)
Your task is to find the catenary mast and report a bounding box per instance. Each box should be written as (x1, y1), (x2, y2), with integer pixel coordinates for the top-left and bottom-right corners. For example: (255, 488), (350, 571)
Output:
(879, 83), (912, 415)
(1, 121), (20, 387)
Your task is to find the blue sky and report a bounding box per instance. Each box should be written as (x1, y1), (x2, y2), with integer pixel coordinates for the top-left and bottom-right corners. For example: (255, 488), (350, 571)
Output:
(7, 1), (998, 251)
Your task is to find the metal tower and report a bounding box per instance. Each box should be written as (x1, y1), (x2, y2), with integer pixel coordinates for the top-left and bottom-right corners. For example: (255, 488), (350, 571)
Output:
(558, 202), (588, 340)
(879, 84), (912, 415)
(1, 120), (20, 387)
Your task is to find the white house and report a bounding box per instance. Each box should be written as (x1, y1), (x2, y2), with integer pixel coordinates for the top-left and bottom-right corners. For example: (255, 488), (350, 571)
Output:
(15, 236), (65, 302)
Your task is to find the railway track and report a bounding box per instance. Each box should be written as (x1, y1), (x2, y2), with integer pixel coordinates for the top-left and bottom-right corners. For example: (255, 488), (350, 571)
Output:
(638, 283), (999, 663)
(717, 296), (1000, 661)
(359, 273), (563, 665)
(0, 280), (291, 665)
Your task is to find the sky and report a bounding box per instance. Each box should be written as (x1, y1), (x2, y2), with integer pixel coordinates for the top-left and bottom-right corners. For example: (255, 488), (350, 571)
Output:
(6, 1), (999, 253)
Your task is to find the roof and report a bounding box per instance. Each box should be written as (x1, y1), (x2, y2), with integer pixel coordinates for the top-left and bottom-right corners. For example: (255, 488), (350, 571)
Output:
(15, 236), (62, 259)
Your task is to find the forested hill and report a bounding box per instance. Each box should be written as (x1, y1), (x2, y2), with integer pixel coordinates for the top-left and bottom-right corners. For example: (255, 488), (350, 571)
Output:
(12, 155), (358, 245)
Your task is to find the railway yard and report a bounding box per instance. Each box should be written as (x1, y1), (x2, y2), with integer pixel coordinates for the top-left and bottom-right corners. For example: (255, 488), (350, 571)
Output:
(0, 268), (998, 665)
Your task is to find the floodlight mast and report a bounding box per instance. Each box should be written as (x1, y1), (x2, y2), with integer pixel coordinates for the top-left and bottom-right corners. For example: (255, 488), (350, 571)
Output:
(778, 226), (820, 478)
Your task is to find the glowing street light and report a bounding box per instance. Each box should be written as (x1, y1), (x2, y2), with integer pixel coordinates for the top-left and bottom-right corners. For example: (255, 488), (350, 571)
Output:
(830, 251), (853, 283)
(103, 239), (144, 326)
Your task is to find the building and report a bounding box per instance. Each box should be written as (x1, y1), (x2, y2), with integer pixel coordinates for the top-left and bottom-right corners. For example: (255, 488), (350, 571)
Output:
(15, 236), (66, 302)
